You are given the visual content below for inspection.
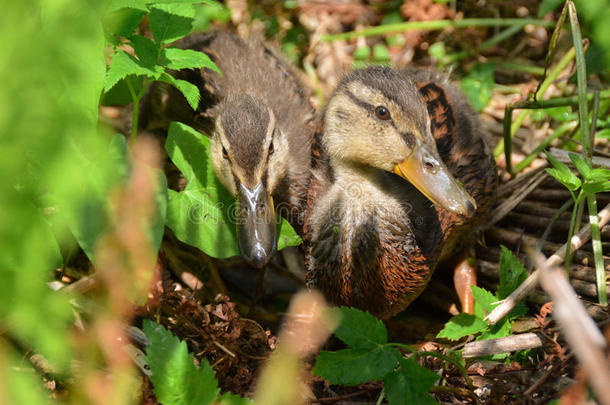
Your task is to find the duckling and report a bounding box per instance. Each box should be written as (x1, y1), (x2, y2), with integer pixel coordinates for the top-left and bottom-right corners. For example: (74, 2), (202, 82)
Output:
(304, 66), (497, 319)
(142, 31), (316, 267)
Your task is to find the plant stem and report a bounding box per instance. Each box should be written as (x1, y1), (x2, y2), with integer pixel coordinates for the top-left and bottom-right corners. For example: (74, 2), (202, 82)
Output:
(496, 47), (576, 161)
(446, 24), (523, 63)
(510, 89), (610, 110)
(321, 18), (555, 41)
(375, 389), (385, 405)
(565, 192), (584, 273)
(568, 1), (591, 163)
(126, 77), (149, 148)
(588, 195), (607, 305)
(568, 1), (606, 304)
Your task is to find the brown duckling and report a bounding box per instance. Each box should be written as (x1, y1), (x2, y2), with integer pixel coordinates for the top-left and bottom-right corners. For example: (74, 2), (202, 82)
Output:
(143, 31), (316, 267)
(304, 66), (497, 319)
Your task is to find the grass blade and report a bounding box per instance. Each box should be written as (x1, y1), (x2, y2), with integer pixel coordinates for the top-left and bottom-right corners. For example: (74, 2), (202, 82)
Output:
(321, 18), (555, 41)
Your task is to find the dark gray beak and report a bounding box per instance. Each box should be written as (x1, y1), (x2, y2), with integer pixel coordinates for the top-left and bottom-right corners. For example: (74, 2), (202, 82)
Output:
(236, 183), (277, 268)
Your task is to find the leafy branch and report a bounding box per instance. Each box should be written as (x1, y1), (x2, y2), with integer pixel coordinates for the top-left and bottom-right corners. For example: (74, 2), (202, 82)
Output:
(103, 1), (220, 147)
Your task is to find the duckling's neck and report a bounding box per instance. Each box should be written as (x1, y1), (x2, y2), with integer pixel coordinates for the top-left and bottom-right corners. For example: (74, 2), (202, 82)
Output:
(330, 159), (404, 218)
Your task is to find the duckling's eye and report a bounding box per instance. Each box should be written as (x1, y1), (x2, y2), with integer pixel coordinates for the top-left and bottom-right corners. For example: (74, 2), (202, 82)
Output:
(268, 142), (274, 155)
(222, 147), (228, 159)
(375, 106), (390, 120)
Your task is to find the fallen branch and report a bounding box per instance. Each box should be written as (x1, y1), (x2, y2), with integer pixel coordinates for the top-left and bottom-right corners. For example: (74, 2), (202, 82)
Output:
(462, 332), (544, 358)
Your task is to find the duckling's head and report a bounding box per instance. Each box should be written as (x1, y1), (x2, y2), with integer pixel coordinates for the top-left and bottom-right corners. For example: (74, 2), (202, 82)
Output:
(323, 66), (475, 217)
(210, 94), (290, 267)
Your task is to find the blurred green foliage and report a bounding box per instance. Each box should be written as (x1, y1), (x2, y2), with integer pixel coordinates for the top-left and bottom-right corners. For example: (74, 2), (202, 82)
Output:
(1, 0), (107, 370)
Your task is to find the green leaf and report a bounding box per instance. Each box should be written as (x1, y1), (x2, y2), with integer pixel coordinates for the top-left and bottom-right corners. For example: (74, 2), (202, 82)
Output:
(372, 44), (391, 63)
(544, 151), (581, 192)
(103, 8), (146, 39)
(583, 179), (610, 195)
(59, 135), (166, 264)
(104, 49), (158, 92)
(477, 318), (511, 341)
(313, 346), (400, 386)
(107, 0), (149, 13)
(165, 122), (239, 258)
(587, 168), (610, 181)
(568, 152), (591, 179)
(384, 357), (439, 405)
(277, 219), (301, 250)
(497, 246), (528, 300)
(157, 72), (201, 110)
(59, 135), (127, 260)
(353, 45), (370, 60)
(149, 3), (195, 45)
(329, 307), (388, 349)
(101, 75), (144, 106)
(162, 47), (221, 74)
(143, 320), (220, 405)
(472, 285), (498, 318)
(460, 63), (494, 112)
(436, 313), (489, 341)
(130, 34), (159, 68)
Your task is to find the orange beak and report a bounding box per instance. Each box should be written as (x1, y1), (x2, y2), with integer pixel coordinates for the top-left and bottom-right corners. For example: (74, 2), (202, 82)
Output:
(393, 141), (476, 217)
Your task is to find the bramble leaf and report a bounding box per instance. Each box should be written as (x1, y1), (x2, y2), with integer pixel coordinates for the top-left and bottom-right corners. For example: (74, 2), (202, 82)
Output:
(143, 320), (219, 405)
(157, 72), (201, 110)
(436, 313), (489, 341)
(149, 3), (195, 45)
(313, 346), (400, 386)
(104, 50), (158, 92)
(472, 285), (497, 318)
(497, 246), (528, 300)
(162, 47), (221, 74)
(383, 357), (439, 405)
(130, 34), (158, 68)
(328, 307), (388, 349)
(104, 8), (146, 38)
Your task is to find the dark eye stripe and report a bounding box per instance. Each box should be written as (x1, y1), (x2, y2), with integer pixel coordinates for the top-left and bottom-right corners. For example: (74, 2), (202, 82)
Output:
(345, 90), (375, 112)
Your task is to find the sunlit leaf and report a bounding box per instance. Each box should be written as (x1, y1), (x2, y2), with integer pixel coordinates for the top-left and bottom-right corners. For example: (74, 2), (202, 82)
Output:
(149, 3), (195, 45)
(313, 346), (400, 386)
(384, 357), (439, 405)
(328, 307), (388, 348)
(162, 47), (221, 74)
(436, 313), (489, 341)
(144, 320), (220, 405)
